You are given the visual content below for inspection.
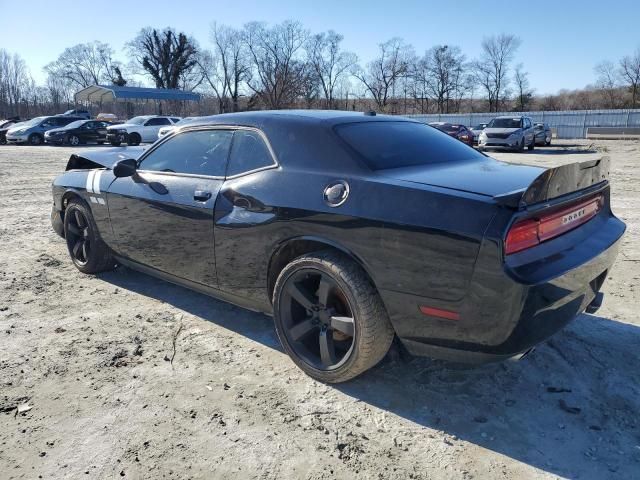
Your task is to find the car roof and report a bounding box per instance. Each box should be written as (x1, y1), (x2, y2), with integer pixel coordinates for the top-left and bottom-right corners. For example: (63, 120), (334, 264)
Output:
(187, 110), (416, 129)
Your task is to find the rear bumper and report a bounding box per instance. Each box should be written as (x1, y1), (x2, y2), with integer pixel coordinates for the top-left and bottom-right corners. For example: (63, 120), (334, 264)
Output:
(383, 211), (625, 364)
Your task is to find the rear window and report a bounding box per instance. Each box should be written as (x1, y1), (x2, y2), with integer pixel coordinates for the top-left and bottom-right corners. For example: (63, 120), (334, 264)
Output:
(335, 121), (482, 171)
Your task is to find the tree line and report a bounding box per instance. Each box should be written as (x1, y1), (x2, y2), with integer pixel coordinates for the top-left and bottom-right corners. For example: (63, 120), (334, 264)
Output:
(1, 21), (640, 119)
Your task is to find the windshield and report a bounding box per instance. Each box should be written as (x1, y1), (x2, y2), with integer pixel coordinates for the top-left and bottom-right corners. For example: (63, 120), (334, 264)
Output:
(472, 124), (486, 130)
(64, 120), (86, 129)
(21, 116), (47, 127)
(336, 121), (483, 171)
(432, 124), (458, 133)
(127, 116), (148, 125)
(487, 118), (522, 129)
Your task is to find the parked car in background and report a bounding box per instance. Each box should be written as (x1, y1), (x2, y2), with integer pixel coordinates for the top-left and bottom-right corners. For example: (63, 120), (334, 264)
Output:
(6, 116), (84, 145)
(59, 109), (91, 120)
(0, 118), (21, 144)
(478, 116), (535, 151)
(44, 119), (111, 146)
(97, 113), (118, 123)
(534, 122), (552, 146)
(106, 115), (181, 146)
(429, 122), (474, 147)
(50, 111), (624, 382)
(470, 123), (487, 144)
(157, 117), (199, 139)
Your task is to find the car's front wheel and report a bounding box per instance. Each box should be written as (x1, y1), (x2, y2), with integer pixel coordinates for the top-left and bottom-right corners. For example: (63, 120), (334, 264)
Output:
(28, 133), (43, 145)
(128, 132), (141, 146)
(273, 251), (394, 383)
(63, 200), (115, 274)
(68, 134), (80, 146)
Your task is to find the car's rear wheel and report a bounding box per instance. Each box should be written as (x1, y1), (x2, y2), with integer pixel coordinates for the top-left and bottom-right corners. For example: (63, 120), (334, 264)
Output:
(273, 251), (394, 383)
(63, 200), (115, 274)
(28, 133), (43, 145)
(545, 137), (551, 146)
(97, 141), (104, 145)
(110, 140), (121, 146)
(68, 134), (80, 146)
(527, 137), (535, 150)
(128, 132), (141, 146)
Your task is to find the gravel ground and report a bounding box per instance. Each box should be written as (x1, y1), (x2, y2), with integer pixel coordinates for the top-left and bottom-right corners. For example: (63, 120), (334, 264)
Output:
(0, 140), (638, 479)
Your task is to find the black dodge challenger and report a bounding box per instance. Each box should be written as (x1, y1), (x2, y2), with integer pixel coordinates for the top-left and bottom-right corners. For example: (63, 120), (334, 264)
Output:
(51, 111), (625, 382)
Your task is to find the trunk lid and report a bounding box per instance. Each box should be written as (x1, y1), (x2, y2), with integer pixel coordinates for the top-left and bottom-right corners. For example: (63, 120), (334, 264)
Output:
(377, 157), (545, 198)
(377, 157), (610, 208)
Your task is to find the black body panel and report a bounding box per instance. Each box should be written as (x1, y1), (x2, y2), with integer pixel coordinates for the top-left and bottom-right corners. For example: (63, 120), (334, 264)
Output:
(50, 111), (626, 364)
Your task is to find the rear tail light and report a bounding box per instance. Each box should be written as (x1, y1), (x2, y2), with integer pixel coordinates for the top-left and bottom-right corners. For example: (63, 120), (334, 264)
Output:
(505, 194), (603, 255)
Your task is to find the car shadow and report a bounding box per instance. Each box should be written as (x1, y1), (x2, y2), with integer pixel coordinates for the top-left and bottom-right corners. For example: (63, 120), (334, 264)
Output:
(98, 266), (639, 479)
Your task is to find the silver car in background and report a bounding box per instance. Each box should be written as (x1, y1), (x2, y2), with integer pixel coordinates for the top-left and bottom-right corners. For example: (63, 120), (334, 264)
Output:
(534, 122), (552, 146)
(470, 123), (487, 145)
(478, 115), (536, 151)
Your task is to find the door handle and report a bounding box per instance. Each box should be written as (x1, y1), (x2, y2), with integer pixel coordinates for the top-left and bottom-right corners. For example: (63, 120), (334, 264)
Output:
(194, 190), (212, 202)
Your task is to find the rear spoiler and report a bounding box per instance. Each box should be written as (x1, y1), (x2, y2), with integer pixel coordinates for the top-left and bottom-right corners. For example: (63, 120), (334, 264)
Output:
(494, 158), (610, 209)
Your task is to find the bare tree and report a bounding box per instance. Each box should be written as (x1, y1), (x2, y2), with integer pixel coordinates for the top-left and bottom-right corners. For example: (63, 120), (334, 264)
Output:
(198, 23), (250, 113)
(127, 28), (201, 90)
(306, 31), (357, 108)
(513, 63), (534, 111)
(620, 49), (640, 108)
(243, 21), (308, 109)
(594, 60), (620, 108)
(354, 38), (414, 112)
(44, 42), (122, 89)
(0, 50), (31, 116)
(413, 45), (466, 113)
(472, 34), (521, 112)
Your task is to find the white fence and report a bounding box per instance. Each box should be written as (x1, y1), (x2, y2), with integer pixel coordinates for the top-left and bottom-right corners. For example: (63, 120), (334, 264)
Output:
(404, 109), (640, 139)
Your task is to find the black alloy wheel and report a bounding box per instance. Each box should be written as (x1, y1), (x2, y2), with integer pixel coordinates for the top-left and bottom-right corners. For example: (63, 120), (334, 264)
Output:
(63, 200), (115, 274)
(273, 251), (395, 383)
(65, 208), (91, 266)
(280, 268), (356, 370)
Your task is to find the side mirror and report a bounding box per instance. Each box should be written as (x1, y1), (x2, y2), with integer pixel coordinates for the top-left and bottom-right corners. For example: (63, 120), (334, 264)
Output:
(113, 158), (137, 178)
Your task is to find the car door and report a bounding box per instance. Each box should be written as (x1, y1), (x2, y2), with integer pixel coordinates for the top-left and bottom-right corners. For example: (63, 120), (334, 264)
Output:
(142, 118), (172, 142)
(78, 121), (96, 143)
(524, 118), (534, 144)
(106, 128), (234, 287)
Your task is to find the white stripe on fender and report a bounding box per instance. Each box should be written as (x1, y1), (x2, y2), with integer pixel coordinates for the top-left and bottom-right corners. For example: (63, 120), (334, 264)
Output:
(90, 196), (98, 204)
(86, 170), (96, 193)
(97, 198), (105, 205)
(93, 170), (102, 194)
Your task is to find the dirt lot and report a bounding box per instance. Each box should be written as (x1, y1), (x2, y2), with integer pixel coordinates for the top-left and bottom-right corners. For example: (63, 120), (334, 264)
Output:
(0, 140), (638, 479)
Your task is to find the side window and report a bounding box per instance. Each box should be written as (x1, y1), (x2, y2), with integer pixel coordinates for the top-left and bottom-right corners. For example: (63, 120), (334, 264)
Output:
(146, 118), (171, 126)
(227, 130), (275, 177)
(171, 117), (181, 123)
(139, 129), (233, 176)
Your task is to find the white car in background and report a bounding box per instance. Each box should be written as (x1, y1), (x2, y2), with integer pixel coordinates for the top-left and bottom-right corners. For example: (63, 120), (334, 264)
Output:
(157, 117), (199, 140)
(106, 115), (181, 146)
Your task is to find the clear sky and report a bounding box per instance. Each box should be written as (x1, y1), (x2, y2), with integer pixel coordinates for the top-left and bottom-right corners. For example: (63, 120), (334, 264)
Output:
(1, 0), (639, 95)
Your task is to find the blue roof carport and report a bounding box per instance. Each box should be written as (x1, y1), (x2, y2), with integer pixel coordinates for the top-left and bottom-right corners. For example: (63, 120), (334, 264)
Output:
(74, 85), (200, 103)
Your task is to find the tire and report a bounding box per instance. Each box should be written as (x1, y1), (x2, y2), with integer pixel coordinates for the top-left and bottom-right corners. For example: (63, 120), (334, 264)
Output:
(28, 133), (43, 146)
(517, 138), (525, 152)
(97, 141), (104, 145)
(110, 140), (121, 147)
(273, 251), (394, 383)
(128, 132), (141, 146)
(63, 199), (115, 274)
(545, 138), (551, 146)
(527, 137), (535, 151)
(68, 135), (80, 146)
